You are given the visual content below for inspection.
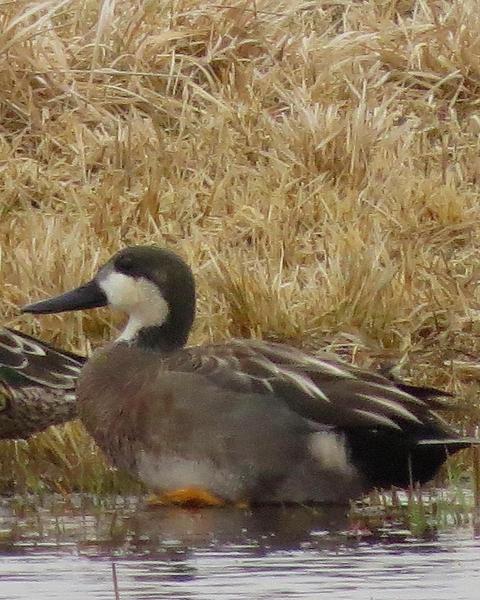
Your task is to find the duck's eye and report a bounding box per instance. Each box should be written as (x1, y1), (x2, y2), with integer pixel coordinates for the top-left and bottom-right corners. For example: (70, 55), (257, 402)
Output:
(116, 256), (135, 274)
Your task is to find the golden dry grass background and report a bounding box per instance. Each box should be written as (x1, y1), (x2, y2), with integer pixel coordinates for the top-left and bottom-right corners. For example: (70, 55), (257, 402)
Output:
(1, 0), (480, 493)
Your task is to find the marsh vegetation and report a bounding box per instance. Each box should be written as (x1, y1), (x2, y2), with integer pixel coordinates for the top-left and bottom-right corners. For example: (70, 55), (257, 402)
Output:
(0, 0), (480, 522)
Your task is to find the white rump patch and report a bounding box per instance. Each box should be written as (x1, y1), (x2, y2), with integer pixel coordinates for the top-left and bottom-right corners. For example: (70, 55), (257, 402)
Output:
(99, 272), (169, 341)
(308, 431), (356, 475)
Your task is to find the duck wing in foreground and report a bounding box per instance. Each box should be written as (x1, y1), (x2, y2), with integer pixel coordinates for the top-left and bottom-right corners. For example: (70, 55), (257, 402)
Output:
(0, 327), (85, 439)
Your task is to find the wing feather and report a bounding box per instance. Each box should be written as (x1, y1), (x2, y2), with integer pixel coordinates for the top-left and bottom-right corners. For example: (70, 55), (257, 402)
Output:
(164, 338), (453, 434)
(0, 327), (85, 389)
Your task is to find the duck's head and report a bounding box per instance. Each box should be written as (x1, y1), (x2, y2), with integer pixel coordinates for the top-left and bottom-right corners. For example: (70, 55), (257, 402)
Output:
(22, 246), (196, 352)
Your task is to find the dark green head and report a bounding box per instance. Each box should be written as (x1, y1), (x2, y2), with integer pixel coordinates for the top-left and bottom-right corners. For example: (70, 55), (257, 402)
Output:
(23, 246), (196, 352)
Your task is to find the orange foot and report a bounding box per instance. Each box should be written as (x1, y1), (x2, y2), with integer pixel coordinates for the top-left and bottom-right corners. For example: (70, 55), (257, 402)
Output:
(147, 486), (226, 508)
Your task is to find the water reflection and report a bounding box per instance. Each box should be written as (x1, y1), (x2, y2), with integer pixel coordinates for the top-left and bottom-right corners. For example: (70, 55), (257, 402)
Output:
(0, 498), (479, 600)
(125, 504), (350, 554)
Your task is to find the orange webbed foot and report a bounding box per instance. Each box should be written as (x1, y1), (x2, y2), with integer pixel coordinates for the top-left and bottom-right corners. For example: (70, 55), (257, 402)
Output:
(146, 486), (227, 508)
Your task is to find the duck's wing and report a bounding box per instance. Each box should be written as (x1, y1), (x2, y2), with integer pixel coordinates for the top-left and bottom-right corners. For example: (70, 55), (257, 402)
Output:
(0, 328), (85, 439)
(168, 338), (457, 436)
(0, 327), (85, 388)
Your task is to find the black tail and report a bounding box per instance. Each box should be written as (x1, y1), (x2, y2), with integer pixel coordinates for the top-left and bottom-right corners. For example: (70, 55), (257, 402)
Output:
(346, 429), (473, 489)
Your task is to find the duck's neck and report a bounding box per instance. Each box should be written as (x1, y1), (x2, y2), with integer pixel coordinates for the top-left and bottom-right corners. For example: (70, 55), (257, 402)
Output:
(136, 321), (190, 352)
(118, 296), (195, 353)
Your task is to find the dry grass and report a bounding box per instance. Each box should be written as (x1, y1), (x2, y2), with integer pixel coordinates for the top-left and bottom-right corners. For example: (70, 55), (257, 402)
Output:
(1, 0), (480, 493)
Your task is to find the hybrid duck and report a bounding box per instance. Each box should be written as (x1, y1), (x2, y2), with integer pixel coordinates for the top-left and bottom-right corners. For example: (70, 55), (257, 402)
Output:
(22, 246), (471, 505)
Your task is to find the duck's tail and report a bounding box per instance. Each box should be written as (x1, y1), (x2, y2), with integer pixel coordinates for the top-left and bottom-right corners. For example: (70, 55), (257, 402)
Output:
(416, 437), (480, 447)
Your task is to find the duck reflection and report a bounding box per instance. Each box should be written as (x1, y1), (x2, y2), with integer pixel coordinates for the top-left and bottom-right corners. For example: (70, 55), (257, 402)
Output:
(123, 504), (350, 557)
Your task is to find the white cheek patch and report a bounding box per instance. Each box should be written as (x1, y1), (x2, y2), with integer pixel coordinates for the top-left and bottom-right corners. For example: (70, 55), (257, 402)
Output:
(99, 272), (142, 310)
(99, 272), (169, 341)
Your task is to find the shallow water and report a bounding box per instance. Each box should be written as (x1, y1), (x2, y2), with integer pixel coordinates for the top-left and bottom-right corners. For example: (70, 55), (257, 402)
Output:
(0, 496), (479, 600)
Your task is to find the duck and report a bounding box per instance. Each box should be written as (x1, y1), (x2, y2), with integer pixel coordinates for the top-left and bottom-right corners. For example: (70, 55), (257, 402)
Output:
(22, 245), (472, 505)
(0, 327), (84, 439)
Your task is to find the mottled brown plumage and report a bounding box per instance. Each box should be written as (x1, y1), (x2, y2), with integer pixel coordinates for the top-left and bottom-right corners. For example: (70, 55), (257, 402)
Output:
(0, 327), (84, 439)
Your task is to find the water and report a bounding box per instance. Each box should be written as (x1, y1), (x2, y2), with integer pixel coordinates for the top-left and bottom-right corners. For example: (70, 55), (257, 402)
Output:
(0, 496), (478, 600)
